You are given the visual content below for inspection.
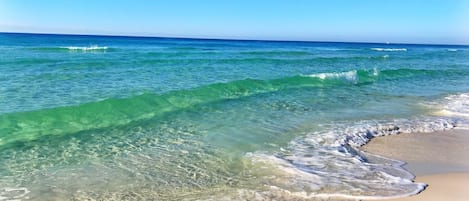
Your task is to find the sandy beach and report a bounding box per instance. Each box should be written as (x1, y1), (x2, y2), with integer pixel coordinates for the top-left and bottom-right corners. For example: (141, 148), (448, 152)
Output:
(361, 129), (469, 201)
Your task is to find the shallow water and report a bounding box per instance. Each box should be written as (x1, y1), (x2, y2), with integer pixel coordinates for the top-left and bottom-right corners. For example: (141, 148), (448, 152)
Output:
(1, 33), (469, 200)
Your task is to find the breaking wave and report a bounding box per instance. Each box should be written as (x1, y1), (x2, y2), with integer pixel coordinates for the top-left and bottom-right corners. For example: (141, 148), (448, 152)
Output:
(0, 68), (462, 147)
(62, 45), (108, 51)
(243, 92), (469, 200)
(246, 116), (459, 200)
(30, 45), (110, 52)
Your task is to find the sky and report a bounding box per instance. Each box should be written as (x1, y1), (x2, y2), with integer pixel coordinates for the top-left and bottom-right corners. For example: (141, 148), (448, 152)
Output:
(0, 0), (468, 44)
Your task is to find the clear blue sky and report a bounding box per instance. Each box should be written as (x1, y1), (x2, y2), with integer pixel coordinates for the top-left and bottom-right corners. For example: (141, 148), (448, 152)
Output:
(1, 0), (468, 44)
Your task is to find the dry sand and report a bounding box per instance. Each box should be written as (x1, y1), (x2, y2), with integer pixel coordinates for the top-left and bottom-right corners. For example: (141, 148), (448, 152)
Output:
(361, 129), (469, 201)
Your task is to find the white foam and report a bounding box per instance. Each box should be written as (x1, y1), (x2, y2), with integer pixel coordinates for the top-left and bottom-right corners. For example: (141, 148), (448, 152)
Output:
(334, 118), (457, 147)
(447, 48), (458, 52)
(371, 48), (407, 52)
(63, 45), (108, 51)
(306, 70), (358, 82)
(429, 93), (469, 126)
(442, 93), (469, 117)
(372, 67), (380, 76)
(0, 187), (30, 201)
(245, 117), (457, 200)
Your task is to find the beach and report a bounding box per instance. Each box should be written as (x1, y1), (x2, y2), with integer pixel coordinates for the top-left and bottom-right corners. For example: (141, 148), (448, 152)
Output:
(361, 129), (469, 201)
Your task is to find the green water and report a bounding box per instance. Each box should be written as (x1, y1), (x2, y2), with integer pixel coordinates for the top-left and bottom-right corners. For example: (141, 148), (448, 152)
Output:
(1, 33), (469, 200)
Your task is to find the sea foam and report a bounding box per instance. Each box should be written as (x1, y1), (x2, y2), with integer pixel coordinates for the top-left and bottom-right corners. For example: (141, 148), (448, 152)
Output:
(245, 117), (457, 200)
(0, 187), (30, 200)
(305, 70), (359, 82)
(244, 92), (469, 200)
(62, 45), (108, 51)
(371, 48), (407, 52)
(430, 93), (469, 123)
(443, 93), (469, 117)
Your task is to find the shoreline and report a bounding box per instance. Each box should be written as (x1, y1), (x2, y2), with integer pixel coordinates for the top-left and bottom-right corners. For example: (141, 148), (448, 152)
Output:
(360, 129), (469, 201)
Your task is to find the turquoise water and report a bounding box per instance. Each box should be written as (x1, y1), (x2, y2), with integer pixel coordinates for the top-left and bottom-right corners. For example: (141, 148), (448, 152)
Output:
(1, 33), (469, 200)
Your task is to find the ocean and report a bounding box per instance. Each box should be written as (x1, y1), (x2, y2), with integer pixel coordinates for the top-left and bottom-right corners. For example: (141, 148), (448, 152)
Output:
(0, 33), (468, 200)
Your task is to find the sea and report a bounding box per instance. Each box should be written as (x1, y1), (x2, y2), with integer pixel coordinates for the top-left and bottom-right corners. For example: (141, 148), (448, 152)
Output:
(0, 33), (468, 200)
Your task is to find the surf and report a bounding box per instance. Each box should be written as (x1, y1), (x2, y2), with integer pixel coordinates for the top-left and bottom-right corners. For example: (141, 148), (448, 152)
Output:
(371, 48), (407, 52)
(0, 72), (363, 147)
(1, 68), (464, 147)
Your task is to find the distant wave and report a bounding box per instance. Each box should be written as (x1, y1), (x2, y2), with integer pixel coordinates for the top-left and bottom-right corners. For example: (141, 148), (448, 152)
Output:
(30, 45), (110, 52)
(447, 49), (458, 52)
(371, 48), (407, 52)
(63, 45), (108, 51)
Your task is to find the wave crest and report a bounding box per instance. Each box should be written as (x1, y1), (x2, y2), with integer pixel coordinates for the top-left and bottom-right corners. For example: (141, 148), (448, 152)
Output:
(0, 68), (460, 147)
(62, 45), (108, 51)
(0, 73), (361, 147)
(371, 48), (407, 52)
(305, 70), (360, 82)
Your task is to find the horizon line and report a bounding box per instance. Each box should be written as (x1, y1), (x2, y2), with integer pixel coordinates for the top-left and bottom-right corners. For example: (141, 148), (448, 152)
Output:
(1, 31), (468, 47)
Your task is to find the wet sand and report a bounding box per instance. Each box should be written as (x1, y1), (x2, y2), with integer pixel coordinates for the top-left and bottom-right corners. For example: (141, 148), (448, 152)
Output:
(361, 129), (469, 201)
